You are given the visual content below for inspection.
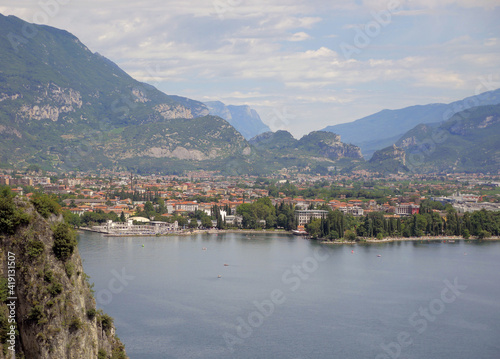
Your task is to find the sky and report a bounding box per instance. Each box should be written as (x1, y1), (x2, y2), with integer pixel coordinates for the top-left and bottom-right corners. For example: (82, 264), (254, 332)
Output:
(1, 0), (499, 137)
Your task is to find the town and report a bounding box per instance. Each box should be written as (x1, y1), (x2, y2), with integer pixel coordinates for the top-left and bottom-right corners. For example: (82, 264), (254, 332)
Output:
(1, 168), (499, 240)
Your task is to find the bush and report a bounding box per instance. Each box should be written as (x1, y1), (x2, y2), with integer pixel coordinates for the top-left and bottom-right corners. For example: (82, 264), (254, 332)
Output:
(52, 222), (77, 261)
(27, 240), (45, 259)
(68, 316), (82, 332)
(65, 262), (75, 278)
(43, 270), (54, 283)
(27, 305), (44, 323)
(0, 278), (8, 303)
(462, 229), (470, 239)
(48, 282), (63, 296)
(86, 308), (97, 320)
(97, 349), (107, 359)
(31, 193), (60, 218)
(345, 230), (357, 241)
(100, 314), (113, 334)
(477, 230), (491, 240)
(111, 344), (127, 359)
(0, 188), (30, 235)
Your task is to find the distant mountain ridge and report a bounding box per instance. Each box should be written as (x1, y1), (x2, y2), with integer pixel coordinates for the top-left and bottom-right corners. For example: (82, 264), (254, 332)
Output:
(322, 89), (500, 158)
(395, 104), (500, 173)
(363, 104), (500, 174)
(204, 101), (271, 139)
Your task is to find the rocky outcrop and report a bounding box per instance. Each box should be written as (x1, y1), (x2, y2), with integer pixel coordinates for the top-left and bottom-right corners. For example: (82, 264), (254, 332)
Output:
(298, 131), (363, 160)
(18, 84), (82, 122)
(153, 104), (193, 120)
(370, 144), (406, 165)
(0, 195), (128, 359)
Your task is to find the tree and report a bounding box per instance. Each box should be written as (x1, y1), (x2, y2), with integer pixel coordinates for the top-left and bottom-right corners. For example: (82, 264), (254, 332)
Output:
(345, 230), (357, 241)
(144, 201), (155, 217)
(306, 219), (321, 239)
(462, 228), (470, 239)
(52, 222), (77, 261)
(120, 211), (126, 222)
(188, 219), (198, 229)
(201, 216), (213, 228)
(477, 230), (491, 240)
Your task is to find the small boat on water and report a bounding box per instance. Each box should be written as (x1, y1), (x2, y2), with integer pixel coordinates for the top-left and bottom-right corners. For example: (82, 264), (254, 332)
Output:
(217, 275), (222, 278)
(224, 263), (229, 266)
(448, 240), (455, 243)
(377, 254), (381, 257)
(202, 247), (207, 251)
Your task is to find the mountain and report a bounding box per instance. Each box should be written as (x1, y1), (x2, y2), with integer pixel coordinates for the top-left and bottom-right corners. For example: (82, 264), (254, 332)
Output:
(364, 144), (408, 174)
(322, 89), (500, 158)
(250, 130), (364, 173)
(0, 14), (375, 176)
(0, 14), (252, 173)
(395, 104), (500, 173)
(204, 101), (271, 140)
(249, 130), (298, 150)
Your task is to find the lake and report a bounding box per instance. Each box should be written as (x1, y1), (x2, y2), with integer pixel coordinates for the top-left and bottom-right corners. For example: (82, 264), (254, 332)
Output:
(77, 231), (500, 359)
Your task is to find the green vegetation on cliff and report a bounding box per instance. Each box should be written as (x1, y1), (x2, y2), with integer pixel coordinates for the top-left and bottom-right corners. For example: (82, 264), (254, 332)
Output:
(0, 187), (128, 358)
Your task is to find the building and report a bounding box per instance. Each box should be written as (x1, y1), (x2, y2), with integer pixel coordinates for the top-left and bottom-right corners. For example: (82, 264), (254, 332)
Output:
(93, 220), (178, 235)
(175, 201), (199, 212)
(339, 206), (364, 216)
(295, 210), (329, 226)
(396, 203), (419, 216)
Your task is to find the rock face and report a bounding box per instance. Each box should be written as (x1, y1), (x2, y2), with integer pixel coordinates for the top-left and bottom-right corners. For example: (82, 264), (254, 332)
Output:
(250, 130), (364, 161)
(0, 195), (128, 359)
(370, 144), (406, 165)
(297, 131), (363, 160)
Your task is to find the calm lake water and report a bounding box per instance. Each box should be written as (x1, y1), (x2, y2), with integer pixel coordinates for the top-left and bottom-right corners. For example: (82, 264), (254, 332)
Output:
(77, 232), (500, 359)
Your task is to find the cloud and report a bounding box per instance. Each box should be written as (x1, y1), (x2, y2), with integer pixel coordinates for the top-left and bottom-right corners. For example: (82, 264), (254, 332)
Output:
(288, 32), (312, 42)
(0, 0), (498, 136)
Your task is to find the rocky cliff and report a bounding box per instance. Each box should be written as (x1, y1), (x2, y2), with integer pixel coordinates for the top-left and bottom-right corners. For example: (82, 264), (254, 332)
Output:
(0, 189), (127, 359)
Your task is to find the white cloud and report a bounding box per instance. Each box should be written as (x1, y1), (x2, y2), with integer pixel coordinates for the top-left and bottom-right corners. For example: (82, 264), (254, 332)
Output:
(0, 0), (498, 136)
(288, 32), (312, 42)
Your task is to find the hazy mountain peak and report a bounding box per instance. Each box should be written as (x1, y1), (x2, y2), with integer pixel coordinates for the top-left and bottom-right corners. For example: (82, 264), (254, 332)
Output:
(204, 101), (270, 140)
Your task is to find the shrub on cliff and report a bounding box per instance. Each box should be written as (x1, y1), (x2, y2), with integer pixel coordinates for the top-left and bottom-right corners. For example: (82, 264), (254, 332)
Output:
(0, 187), (30, 235)
(31, 193), (60, 218)
(52, 222), (77, 261)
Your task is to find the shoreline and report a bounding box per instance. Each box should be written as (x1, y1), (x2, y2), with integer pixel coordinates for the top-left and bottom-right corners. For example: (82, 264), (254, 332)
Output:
(320, 236), (500, 244)
(77, 228), (500, 242)
(77, 227), (293, 237)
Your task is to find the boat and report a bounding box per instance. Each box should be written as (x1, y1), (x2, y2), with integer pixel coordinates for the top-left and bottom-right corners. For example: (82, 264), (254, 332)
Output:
(224, 263), (229, 266)
(217, 275), (222, 278)
(448, 240), (455, 243)
(377, 254), (381, 257)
